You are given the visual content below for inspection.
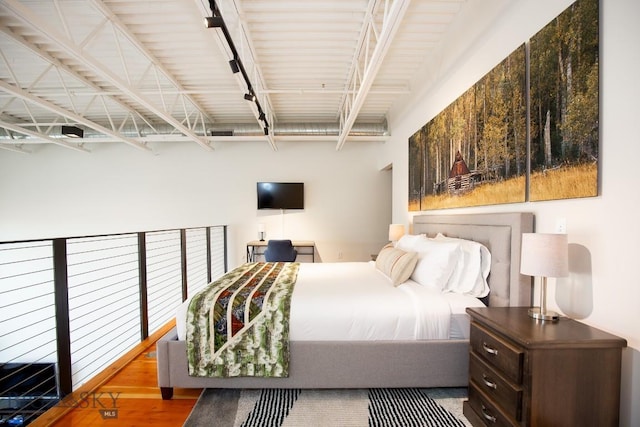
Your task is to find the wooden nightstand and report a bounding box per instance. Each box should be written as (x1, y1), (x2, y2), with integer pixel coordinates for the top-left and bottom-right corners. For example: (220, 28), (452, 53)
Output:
(463, 307), (626, 427)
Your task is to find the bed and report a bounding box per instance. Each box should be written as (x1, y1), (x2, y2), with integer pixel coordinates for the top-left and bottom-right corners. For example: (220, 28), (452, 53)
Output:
(157, 212), (533, 399)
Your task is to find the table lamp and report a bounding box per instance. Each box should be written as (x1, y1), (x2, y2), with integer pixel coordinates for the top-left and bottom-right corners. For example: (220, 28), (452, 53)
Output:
(388, 224), (405, 243)
(258, 223), (265, 241)
(520, 233), (569, 321)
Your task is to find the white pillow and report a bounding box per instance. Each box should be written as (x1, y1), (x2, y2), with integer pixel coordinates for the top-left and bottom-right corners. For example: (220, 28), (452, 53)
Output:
(433, 233), (491, 297)
(375, 244), (419, 286)
(410, 238), (462, 291)
(395, 234), (425, 252)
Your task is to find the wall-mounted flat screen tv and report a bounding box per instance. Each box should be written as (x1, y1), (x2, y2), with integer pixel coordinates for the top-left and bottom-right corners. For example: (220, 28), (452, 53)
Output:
(257, 182), (304, 210)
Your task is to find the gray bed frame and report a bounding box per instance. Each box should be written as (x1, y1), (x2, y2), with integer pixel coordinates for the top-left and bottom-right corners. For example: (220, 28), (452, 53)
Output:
(157, 212), (533, 398)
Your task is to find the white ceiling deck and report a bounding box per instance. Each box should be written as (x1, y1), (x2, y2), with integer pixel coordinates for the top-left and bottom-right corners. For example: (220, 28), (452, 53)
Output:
(0, 0), (504, 154)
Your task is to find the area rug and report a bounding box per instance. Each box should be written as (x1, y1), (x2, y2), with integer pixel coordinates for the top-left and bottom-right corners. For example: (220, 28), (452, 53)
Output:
(183, 388), (471, 427)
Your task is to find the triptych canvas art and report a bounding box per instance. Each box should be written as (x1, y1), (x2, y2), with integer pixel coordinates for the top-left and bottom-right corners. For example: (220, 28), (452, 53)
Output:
(409, 0), (599, 211)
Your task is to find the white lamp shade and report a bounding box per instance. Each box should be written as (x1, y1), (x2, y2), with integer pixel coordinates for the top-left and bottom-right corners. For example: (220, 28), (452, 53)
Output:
(520, 233), (569, 278)
(258, 223), (265, 232)
(388, 224), (405, 241)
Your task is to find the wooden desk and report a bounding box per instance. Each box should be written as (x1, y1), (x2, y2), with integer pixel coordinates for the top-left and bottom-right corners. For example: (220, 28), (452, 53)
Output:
(246, 240), (315, 262)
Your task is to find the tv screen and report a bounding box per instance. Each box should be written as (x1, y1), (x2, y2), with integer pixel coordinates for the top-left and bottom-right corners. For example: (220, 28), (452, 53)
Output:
(257, 182), (304, 210)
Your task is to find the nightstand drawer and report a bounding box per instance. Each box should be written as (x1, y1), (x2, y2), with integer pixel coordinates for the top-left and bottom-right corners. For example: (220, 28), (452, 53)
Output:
(467, 383), (518, 427)
(470, 322), (524, 383)
(469, 352), (522, 421)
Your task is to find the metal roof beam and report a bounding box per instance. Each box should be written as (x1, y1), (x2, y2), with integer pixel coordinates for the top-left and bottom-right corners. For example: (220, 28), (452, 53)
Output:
(0, 26), (163, 144)
(336, 0), (411, 150)
(3, 0), (212, 151)
(90, 0), (215, 127)
(0, 119), (89, 153)
(0, 80), (149, 152)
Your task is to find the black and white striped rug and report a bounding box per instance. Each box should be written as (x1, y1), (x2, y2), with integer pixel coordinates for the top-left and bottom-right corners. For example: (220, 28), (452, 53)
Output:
(184, 388), (471, 427)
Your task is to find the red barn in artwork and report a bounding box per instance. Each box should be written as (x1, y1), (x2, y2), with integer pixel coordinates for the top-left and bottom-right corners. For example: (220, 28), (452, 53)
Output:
(448, 150), (471, 191)
(449, 151), (470, 177)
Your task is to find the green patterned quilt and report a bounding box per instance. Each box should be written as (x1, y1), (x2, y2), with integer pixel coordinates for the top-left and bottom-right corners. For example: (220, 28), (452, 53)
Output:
(186, 262), (299, 378)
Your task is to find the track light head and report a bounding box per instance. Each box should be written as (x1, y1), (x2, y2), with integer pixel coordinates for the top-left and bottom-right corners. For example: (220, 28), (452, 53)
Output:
(229, 59), (240, 74)
(204, 16), (223, 28)
(258, 111), (266, 121)
(244, 93), (256, 102)
(264, 127), (269, 136)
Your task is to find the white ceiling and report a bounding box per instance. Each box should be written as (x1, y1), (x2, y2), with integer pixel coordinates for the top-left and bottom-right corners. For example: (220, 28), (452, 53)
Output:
(0, 0), (504, 154)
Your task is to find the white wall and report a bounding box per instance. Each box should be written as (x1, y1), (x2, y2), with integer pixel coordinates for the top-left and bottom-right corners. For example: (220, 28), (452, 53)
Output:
(1, 0), (637, 424)
(381, 1), (640, 425)
(0, 140), (392, 267)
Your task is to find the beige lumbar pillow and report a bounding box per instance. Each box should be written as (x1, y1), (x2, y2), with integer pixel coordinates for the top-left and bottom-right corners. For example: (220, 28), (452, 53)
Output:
(375, 244), (418, 286)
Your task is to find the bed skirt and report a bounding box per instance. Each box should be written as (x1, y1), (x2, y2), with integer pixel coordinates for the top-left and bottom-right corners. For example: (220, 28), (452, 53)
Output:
(156, 327), (469, 399)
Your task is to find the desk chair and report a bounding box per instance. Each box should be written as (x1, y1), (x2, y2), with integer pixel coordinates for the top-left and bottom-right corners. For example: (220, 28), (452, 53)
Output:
(264, 240), (297, 262)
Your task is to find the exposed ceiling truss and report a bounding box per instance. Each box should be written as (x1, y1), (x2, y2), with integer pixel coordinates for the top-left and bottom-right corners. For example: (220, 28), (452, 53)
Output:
(336, 0), (410, 150)
(0, 0), (472, 154)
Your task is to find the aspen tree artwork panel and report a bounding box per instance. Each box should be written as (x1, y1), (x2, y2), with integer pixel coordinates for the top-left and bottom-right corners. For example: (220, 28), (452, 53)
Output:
(408, 0), (599, 211)
(529, 0), (599, 202)
(408, 44), (527, 211)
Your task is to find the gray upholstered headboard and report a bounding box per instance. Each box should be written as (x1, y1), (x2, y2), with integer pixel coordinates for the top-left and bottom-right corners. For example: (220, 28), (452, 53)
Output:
(412, 212), (534, 307)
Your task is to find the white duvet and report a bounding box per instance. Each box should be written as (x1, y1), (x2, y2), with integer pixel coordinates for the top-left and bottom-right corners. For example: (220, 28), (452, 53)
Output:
(175, 261), (485, 341)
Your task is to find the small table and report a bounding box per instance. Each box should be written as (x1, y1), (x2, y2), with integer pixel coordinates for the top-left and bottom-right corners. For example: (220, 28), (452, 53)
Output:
(463, 306), (626, 427)
(246, 240), (315, 262)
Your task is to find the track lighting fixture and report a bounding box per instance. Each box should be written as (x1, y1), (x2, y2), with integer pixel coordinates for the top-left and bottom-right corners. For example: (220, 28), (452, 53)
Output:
(61, 125), (83, 138)
(207, 0), (271, 138)
(229, 59), (240, 74)
(204, 16), (223, 28)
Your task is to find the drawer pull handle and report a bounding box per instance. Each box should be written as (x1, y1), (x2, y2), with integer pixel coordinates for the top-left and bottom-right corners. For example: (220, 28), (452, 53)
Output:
(482, 342), (499, 356)
(482, 373), (498, 389)
(481, 404), (497, 423)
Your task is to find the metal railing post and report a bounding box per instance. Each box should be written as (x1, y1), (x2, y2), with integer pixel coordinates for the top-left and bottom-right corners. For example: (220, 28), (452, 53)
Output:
(180, 229), (188, 301)
(206, 227), (212, 283)
(223, 225), (228, 272)
(138, 232), (149, 341)
(52, 238), (72, 396)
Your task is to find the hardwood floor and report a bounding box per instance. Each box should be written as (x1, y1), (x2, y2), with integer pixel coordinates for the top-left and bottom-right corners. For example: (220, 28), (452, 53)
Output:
(30, 322), (202, 427)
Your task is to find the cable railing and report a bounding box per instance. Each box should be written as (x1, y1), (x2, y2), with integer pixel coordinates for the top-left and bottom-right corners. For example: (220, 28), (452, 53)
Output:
(67, 233), (141, 388)
(0, 225), (227, 426)
(0, 241), (57, 426)
(146, 230), (184, 336)
(185, 228), (209, 297)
